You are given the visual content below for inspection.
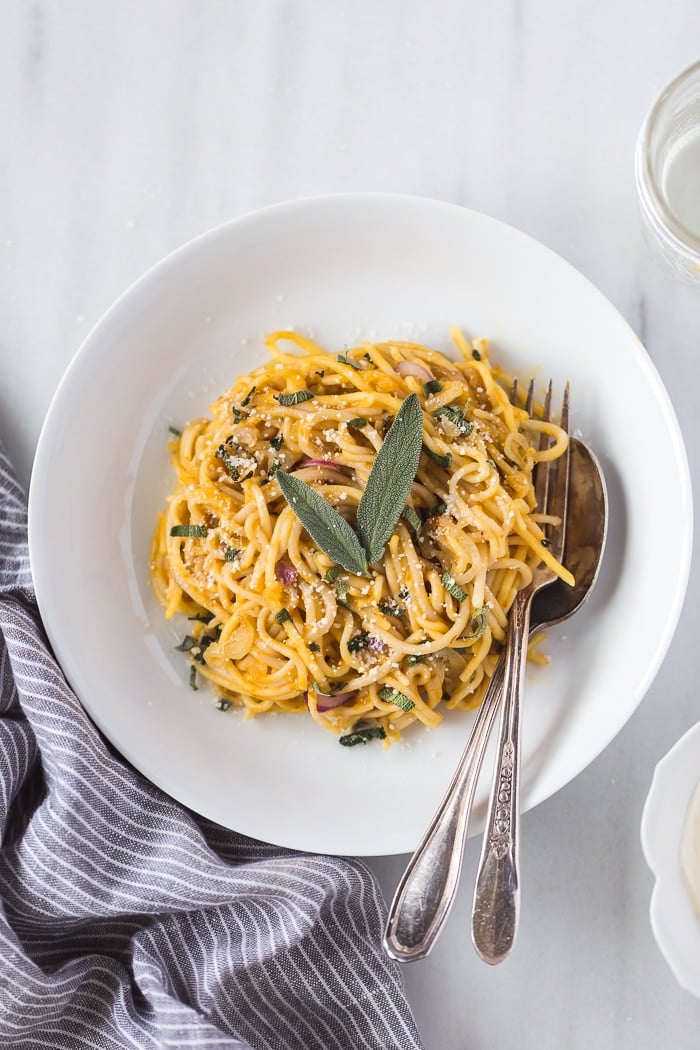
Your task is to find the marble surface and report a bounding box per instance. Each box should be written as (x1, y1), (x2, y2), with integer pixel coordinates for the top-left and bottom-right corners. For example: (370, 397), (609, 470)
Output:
(3, 2), (700, 1047)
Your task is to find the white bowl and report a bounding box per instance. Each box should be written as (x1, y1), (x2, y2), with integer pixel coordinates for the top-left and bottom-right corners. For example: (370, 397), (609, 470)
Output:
(641, 722), (700, 997)
(28, 193), (693, 855)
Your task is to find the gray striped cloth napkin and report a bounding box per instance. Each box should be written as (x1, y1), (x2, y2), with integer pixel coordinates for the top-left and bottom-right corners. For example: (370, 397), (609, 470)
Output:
(0, 443), (424, 1050)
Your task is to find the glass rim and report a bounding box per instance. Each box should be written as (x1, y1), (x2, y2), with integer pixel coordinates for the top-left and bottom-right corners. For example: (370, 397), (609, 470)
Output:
(635, 58), (700, 264)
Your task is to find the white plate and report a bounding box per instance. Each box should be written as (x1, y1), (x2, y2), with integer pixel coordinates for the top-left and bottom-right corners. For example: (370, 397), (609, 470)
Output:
(28, 194), (692, 856)
(641, 722), (700, 997)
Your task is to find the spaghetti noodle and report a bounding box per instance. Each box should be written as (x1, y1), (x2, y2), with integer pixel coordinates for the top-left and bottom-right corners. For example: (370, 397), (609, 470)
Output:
(150, 329), (572, 746)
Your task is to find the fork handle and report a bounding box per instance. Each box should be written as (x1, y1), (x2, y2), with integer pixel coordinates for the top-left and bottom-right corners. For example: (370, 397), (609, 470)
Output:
(471, 590), (532, 964)
(383, 656), (506, 962)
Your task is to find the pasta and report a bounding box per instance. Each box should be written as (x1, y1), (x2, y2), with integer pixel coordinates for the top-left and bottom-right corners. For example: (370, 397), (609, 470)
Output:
(150, 328), (572, 746)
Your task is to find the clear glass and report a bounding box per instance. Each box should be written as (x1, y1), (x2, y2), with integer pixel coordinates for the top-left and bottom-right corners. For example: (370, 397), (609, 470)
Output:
(636, 60), (700, 284)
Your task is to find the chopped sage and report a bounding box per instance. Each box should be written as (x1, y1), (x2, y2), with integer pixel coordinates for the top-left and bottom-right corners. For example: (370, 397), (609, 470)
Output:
(422, 444), (452, 468)
(193, 634), (217, 663)
(452, 605), (490, 647)
(441, 572), (468, 601)
(312, 680), (348, 695)
(347, 632), (369, 653)
(175, 635), (197, 652)
(170, 524), (208, 538)
(337, 350), (361, 370)
(339, 725), (386, 746)
(468, 605), (489, 638)
(276, 390), (314, 406)
(274, 608), (292, 625)
(423, 379), (443, 396)
(402, 505), (422, 537)
(215, 444), (242, 480)
(378, 686), (415, 712)
(433, 404), (473, 436)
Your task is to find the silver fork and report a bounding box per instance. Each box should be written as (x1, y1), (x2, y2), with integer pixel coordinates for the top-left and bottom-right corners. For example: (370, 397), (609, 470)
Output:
(470, 380), (570, 964)
(383, 382), (570, 964)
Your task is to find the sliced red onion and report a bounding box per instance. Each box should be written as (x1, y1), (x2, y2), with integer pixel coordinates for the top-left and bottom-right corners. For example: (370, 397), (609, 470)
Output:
(295, 458), (348, 471)
(366, 635), (388, 655)
(275, 560), (298, 585)
(394, 360), (434, 382)
(304, 689), (357, 713)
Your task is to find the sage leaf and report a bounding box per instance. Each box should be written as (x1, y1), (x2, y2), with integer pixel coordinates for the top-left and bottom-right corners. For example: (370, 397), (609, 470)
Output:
(276, 471), (369, 576)
(357, 393), (423, 564)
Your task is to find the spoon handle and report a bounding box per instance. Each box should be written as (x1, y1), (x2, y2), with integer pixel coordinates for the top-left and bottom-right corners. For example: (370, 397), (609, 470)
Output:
(383, 656), (506, 962)
(471, 589), (532, 964)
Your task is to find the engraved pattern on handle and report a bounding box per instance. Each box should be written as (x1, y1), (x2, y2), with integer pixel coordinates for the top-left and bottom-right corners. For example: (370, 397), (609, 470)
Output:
(383, 658), (506, 962)
(470, 588), (532, 964)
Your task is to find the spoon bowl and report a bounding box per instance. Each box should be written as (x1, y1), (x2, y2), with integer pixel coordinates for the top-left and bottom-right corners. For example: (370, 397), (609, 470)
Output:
(384, 436), (608, 963)
(531, 438), (607, 630)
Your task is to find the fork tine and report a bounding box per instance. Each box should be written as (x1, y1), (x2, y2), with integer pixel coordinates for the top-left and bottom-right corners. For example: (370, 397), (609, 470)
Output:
(541, 380), (552, 425)
(559, 381), (570, 436)
(546, 383), (571, 564)
(524, 378), (535, 416)
(545, 386), (570, 567)
(533, 380), (553, 516)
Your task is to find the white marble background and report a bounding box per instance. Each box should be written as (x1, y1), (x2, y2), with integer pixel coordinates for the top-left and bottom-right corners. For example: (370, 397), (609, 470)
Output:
(3, 2), (700, 1047)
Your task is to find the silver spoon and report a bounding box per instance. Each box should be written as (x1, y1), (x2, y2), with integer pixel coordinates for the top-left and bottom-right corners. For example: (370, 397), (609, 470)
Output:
(383, 438), (607, 962)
